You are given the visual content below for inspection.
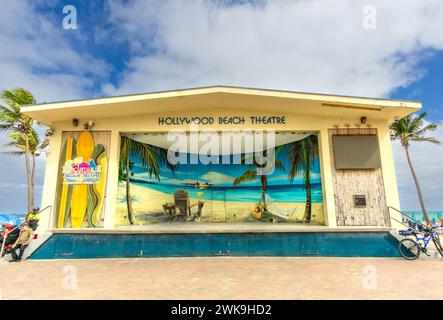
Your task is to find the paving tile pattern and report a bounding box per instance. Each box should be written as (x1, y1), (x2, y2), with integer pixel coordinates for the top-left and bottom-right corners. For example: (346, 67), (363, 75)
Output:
(1, 257), (442, 300)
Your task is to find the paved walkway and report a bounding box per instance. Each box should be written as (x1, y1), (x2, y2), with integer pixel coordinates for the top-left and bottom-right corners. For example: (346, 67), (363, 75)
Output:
(1, 257), (442, 299)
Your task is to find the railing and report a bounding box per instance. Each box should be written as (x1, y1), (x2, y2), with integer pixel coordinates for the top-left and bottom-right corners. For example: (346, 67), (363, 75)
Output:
(388, 206), (431, 230)
(0, 205), (53, 257)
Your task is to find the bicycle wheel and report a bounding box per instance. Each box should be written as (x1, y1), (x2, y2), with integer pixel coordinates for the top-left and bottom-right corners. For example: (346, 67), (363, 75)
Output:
(432, 234), (443, 258)
(398, 238), (420, 260)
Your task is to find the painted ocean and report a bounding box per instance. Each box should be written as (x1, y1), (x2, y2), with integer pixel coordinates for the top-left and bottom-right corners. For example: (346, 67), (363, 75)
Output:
(131, 179), (323, 203)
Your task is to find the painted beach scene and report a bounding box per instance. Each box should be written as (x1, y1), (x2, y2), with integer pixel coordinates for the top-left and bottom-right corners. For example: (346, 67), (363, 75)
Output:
(116, 135), (325, 226)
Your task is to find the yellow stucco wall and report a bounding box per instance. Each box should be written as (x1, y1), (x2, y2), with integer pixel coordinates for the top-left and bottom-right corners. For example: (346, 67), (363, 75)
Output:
(37, 108), (402, 232)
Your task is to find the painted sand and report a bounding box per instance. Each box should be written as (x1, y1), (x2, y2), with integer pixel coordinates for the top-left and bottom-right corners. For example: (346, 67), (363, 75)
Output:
(116, 183), (325, 226)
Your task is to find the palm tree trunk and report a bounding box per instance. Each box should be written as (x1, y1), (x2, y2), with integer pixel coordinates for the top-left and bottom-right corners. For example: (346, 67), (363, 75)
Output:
(125, 153), (134, 225)
(404, 146), (431, 224)
(303, 170), (312, 223)
(24, 133), (33, 212)
(31, 153), (36, 211)
(260, 175), (267, 209)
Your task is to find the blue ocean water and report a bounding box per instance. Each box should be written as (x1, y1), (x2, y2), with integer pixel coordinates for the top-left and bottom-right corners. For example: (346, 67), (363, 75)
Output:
(404, 211), (443, 223)
(131, 180), (324, 203)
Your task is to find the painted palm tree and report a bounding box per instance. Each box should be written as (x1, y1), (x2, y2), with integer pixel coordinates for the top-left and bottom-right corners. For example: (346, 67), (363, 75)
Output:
(233, 151), (285, 209)
(285, 135), (319, 223)
(390, 112), (440, 225)
(0, 89), (36, 211)
(119, 136), (177, 224)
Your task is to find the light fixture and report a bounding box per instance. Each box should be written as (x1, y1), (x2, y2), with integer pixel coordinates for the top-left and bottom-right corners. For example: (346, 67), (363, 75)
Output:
(72, 118), (79, 127)
(360, 116), (367, 124)
(84, 120), (94, 130)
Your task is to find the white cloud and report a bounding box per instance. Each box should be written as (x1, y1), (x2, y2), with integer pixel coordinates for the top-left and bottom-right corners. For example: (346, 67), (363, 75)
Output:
(0, 1), (109, 101)
(0, 1), (109, 213)
(104, 0), (443, 97)
(200, 171), (234, 184)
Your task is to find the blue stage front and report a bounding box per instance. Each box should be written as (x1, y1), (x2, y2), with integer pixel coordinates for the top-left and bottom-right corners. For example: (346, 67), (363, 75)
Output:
(30, 231), (400, 259)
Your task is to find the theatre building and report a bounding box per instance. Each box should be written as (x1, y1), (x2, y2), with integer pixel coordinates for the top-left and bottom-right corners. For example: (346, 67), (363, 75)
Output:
(21, 86), (421, 259)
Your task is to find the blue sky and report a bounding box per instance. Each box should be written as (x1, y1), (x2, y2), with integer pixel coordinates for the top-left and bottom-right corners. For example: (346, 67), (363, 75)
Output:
(1, 0), (443, 212)
(130, 145), (322, 187)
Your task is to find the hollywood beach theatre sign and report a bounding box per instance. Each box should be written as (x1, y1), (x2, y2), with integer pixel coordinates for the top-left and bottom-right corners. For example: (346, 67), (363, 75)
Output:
(158, 116), (287, 125)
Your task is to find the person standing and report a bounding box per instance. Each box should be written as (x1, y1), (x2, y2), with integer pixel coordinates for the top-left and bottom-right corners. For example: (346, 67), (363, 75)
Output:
(0, 222), (13, 245)
(10, 222), (34, 262)
(25, 207), (40, 231)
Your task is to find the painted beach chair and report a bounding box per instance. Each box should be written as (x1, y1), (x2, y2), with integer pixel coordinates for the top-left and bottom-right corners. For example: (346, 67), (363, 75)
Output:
(173, 190), (204, 221)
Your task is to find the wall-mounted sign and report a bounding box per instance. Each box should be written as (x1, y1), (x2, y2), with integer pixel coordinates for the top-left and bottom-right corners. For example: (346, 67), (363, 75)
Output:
(62, 157), (101, 185)
(158, 116), (286, 126)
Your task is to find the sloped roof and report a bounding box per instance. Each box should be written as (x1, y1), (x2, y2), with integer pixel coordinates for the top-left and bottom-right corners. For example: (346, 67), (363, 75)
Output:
(21, 85), (421, 124)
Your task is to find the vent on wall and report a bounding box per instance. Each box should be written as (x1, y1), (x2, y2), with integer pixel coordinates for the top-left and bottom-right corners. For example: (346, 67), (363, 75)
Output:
(353, 195), (367, 208)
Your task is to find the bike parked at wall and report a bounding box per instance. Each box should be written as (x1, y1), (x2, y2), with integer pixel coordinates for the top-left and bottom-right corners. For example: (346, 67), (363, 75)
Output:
(398, 220), (443, 260)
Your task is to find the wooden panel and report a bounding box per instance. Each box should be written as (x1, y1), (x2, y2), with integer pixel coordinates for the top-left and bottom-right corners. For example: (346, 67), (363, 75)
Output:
(53, 131), (111, 228)
(329, 128), (389, 227)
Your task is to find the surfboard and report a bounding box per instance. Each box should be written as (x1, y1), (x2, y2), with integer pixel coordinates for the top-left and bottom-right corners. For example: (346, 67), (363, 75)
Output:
(71, 131), (94, 228)
(92, 147), (107, 227)
(57, 137), (74, 228)
(86, 144), (106, 227)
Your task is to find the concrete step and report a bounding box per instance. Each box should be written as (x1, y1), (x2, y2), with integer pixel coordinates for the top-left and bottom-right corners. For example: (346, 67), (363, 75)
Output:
(2, 232), (53, 261)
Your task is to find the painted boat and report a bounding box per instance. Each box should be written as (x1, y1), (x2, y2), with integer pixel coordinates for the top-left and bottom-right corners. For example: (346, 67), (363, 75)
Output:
(70, 131), (94, 228)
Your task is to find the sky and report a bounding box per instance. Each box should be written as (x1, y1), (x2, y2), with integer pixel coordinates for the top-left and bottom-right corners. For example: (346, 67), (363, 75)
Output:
(130, 144), (322, 187)
(0, 0), (443, 213)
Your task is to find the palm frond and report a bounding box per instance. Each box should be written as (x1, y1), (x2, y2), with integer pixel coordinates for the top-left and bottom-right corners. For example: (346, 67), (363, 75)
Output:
(2, 151), (25, 156)
(390, 112), (440, 146)
(413, 136), (441, 144)
(233, 169), (257, 186)
(286, 141), (303, 182)
(274, 159), (286, 173)
(119, 136), (177, 182)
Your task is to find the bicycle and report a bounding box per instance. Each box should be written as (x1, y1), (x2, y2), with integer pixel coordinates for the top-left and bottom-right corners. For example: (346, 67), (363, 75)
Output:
(398, 221), (443, 260)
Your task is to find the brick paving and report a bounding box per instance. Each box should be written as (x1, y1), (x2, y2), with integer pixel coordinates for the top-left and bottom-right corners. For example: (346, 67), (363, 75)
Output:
(1, 257), (442, 300)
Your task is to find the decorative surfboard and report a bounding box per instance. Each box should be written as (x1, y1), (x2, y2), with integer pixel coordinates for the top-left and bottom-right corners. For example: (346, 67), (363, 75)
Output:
(92, 145), (107, 227)
(57, 137), (75, 228)
(87, 144), (106, 227)
(70, 131), (94, 228)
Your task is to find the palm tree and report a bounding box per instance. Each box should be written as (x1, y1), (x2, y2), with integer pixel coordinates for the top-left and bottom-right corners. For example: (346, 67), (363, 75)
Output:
(3, 127), (51, 206)
(0, 89), (36, 211)
(233, 151), (285, 209)
(285, 135), (319, 223)
(390, 112), (440, 225)
(119, 136), (176, 224)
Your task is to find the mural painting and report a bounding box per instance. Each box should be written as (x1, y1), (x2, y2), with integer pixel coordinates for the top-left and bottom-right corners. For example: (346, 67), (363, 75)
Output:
(116, 134), (324, 225)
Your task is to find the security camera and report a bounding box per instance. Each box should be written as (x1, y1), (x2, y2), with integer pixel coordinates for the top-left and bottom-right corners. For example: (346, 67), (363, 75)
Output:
(84, 120), (95, 130)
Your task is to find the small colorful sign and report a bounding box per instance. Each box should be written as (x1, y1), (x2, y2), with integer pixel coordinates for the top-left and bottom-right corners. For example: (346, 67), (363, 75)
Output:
(62, 157), (101, 185)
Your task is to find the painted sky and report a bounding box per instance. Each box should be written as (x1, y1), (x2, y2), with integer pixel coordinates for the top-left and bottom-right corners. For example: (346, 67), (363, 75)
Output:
(0, 0), (443, 212)
(130, 141), (322, 187)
